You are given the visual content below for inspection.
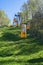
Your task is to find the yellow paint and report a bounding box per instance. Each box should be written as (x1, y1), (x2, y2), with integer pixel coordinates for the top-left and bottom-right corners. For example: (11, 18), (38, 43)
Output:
(21, 31), (27, 38)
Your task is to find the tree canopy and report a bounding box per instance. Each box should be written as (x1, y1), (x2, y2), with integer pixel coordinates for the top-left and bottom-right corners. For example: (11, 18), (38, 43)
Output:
(0, 10), (10, 26)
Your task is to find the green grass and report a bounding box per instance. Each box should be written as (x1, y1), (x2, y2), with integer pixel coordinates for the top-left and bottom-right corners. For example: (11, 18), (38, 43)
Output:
(0, 26), (43, 65)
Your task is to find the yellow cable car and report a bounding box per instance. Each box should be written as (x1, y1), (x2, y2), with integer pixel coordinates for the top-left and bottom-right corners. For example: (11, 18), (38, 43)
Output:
(13, 18), (18, 27)
(21, 24), (27, 38)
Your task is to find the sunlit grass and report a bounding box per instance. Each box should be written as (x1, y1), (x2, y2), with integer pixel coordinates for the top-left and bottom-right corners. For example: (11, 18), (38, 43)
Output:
(0, 26), (43, 65)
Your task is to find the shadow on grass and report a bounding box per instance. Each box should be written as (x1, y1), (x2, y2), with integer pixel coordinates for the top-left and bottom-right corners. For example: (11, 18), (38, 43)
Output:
(27, 58), (43, 63)
(27, 30), (43, 45)
(27, 35), (43, 45)
(15, 44), (41, 56)
(8, 27), (15, 30)
(0, 52), (13, 57)
(0, 58), (43, 64)
(8, 27), (20, 30)
(0, 32), (21, 41)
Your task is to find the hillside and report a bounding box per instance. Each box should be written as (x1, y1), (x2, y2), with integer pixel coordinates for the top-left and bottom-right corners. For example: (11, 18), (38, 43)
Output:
(0, 27), (43, 65)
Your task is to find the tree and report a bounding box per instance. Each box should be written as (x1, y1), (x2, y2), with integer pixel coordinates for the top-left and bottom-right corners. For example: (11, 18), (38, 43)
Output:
(0, 10), (10, 26)
(20, 0), (43, 37)
(21, 2), (29, 23)
(28, 0), (43, 37)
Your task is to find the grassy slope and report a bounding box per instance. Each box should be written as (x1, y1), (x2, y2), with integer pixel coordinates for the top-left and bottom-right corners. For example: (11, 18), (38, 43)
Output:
(0, 27), (43, 65)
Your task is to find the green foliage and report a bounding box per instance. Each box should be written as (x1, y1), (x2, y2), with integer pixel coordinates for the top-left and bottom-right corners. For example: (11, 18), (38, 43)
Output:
(0, 10), (10, 26)
(21, 2), (29, 23)
(30, 11), (43, 39)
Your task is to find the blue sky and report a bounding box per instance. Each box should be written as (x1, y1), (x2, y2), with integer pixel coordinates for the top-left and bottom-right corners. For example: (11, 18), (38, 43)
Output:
(0, 0), (27, 23)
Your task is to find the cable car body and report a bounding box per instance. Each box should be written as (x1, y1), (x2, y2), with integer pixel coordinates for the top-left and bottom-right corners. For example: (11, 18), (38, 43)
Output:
(21, 24), (27, 38)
